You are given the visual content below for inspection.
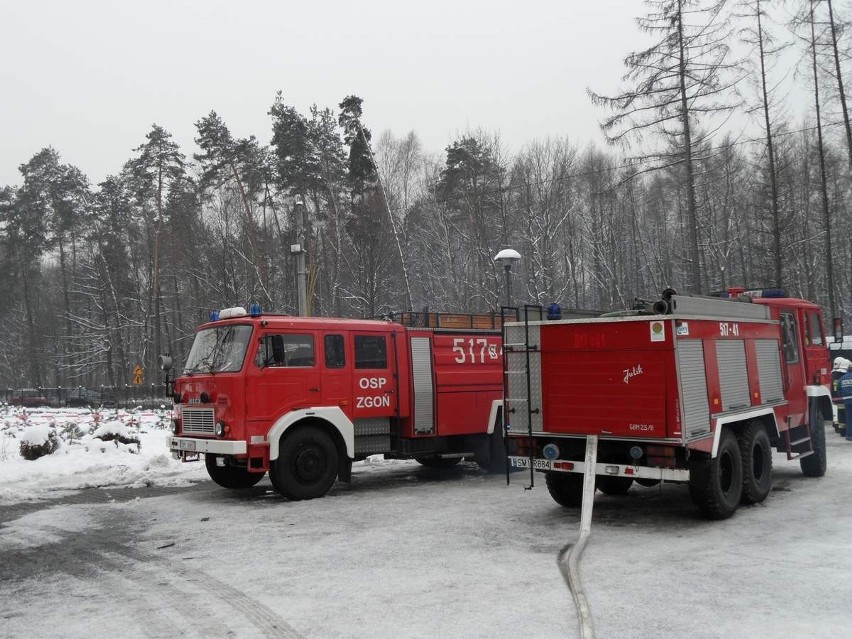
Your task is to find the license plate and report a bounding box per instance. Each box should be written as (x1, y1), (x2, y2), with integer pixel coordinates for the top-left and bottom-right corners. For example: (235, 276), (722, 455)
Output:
(178, 439), (196, 451)
(510, 457), (552, 470)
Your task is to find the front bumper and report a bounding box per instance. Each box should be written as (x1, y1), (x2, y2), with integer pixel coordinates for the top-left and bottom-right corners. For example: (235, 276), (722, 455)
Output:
(167, 436), (247, 455)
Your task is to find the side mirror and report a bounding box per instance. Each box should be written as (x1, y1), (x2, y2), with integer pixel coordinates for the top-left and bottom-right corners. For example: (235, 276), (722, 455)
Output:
(834, 317), (844, 343)
(158, 355), (173, 372)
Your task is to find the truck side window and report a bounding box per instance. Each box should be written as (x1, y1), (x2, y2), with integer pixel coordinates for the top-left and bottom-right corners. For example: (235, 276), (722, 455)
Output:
(355, 335), (387, 369)
(805, 311), (824, 346)
(325, 334), (345, 369)
(780, 312), (799, 364)
(255, 334), (315, 367)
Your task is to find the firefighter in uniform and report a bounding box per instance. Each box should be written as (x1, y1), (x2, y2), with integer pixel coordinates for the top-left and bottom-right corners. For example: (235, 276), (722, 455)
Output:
(839, 362), (852, 442)
(831, 357), (850, 435)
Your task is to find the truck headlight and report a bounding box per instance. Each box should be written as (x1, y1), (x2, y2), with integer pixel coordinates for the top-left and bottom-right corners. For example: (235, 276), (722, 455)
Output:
(170, 418), (179, 434)
(215, 421), (225, 437)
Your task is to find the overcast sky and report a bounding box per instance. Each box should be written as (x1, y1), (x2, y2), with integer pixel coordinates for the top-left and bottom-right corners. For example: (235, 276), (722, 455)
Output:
(1, 1), (656, 187)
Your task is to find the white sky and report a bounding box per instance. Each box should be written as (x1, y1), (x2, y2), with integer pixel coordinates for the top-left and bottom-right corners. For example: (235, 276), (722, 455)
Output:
(0, 0), (648, 188)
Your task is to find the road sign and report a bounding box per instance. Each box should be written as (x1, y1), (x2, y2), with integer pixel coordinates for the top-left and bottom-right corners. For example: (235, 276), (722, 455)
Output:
(132, 365), (144, 385)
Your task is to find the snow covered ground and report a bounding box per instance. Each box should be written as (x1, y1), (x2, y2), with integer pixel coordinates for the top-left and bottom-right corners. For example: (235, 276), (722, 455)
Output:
(0, 405), (208, 504)
(1, 408), (851, 638)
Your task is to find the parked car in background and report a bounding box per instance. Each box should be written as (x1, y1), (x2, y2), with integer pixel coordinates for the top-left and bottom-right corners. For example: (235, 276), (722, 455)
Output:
(99, 387), (118, 408)
(65, 388), (102, 408)
(10, 388), (51, 407)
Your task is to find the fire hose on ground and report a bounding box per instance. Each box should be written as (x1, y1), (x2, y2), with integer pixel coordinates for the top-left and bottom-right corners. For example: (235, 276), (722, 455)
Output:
(557, 435), (598, 639)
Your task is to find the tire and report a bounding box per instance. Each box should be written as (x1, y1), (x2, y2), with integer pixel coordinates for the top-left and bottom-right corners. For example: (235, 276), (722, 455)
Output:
(635, 478), (661, 488)
(801, 402), (827, 478)
(545, 472), (584, 508)
(596, 476), (633, 495)
(688, 427), (743, 520)
(739, 421), (773, 505)
(415, 457), (462, 468)
(270, 427), (339, 500)
(204, 454), (265, 489)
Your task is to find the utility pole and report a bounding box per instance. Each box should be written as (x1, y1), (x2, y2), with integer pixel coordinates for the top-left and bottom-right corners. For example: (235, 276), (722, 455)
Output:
(291, 198), (308, 316)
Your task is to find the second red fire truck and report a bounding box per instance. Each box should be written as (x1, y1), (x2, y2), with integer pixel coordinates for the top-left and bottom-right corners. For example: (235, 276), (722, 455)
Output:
(504, 288), (831, 519)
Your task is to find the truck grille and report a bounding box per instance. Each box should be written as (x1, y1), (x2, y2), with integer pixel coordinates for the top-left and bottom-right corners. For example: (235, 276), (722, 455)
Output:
(182, 407), (215, 435)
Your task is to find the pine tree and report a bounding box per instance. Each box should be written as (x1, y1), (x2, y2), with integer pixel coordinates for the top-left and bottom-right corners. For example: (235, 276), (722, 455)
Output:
(125, 125), (186, 383)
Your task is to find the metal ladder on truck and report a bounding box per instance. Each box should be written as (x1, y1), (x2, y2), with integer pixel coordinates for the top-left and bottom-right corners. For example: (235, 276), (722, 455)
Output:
(500, 305), (543, 488)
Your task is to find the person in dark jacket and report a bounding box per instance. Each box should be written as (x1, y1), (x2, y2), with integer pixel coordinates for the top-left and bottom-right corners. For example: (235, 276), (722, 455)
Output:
(839, 362), (852, 442)
(831, 357), (850, 435)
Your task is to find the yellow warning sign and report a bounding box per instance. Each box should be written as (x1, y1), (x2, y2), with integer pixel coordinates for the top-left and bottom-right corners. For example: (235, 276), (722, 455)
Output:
(132, 365), (144, 385)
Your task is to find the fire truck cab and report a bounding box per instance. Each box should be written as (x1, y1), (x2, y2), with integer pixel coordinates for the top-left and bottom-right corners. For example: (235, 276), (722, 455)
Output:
(167, 307), (507, 500)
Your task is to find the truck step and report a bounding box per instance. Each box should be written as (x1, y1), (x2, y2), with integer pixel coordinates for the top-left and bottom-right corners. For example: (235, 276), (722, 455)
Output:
(788, 437), (811, 447)
(787, 450), (814, 460)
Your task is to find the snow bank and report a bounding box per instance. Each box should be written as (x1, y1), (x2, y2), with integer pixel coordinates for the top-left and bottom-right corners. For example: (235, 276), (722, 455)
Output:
(0, 407), (207, 504)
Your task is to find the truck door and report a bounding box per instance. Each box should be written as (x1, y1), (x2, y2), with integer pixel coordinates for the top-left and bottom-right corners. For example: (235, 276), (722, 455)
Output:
(778, 310), (807, 427)
(352, 332), (398, 418)
(321, 333), (351, 410)
(245, 331), (321, 422)
(802, 308), (828, 386)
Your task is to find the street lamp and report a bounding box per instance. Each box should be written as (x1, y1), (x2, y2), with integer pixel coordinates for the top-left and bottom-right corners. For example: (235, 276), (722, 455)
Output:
(494, 248), (521, 307)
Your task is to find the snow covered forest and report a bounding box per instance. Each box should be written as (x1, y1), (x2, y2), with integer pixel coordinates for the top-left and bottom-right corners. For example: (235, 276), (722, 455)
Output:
(2, 0), (852, 390)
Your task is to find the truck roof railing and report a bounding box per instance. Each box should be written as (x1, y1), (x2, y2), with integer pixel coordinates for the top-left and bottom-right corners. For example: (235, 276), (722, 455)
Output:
(389, 311), (504, 330)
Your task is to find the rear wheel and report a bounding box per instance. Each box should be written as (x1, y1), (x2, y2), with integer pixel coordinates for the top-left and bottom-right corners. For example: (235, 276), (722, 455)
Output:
(270, 427), (339, 500)
(545, 472), (584, 508)
(688, 427), (743, 520)
(596, 476), (633, 495)
(415, 457), (462, 468)
(205, 455), (265, 489)
(801, 402), (827, 478)
(635, 478), (661, 488)
(739, 422), (773, 505)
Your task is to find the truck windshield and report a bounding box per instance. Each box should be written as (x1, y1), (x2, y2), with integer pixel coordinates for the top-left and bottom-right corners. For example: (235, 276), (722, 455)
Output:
(184, 324), (253, 374)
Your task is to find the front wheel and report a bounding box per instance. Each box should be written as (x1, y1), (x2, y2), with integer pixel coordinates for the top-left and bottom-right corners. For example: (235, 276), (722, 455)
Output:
(688, 427), (743, 520)
(270, 427), (339, 500)
(205, 455), (265, 489)
(545, 472), (584, 508)
(801, 402), (827, 478)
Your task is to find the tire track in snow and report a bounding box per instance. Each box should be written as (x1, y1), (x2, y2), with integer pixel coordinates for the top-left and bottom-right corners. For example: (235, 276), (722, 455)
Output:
(102, 542), (303, 639)
(7, 514), (303, 639)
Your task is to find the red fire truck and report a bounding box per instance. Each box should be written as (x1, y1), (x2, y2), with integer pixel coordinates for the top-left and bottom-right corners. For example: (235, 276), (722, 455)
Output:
(505, 288), (831, 519)
(166, 307), (510, 500)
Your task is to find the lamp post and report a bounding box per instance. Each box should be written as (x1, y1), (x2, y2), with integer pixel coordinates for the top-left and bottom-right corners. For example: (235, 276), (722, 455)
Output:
(494, 248), (521, 307)
(291, 197), (308, 317)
